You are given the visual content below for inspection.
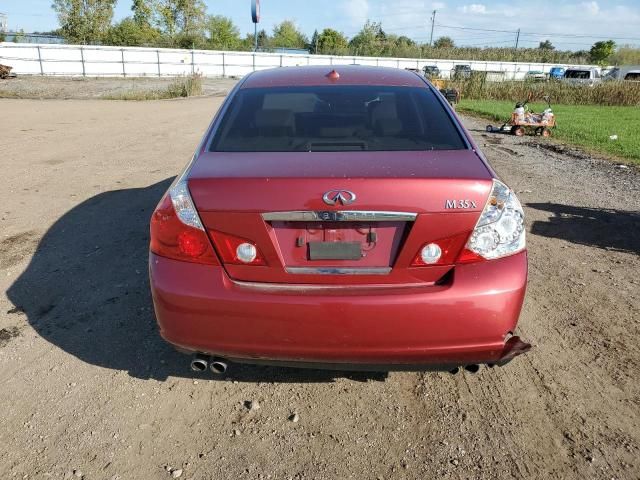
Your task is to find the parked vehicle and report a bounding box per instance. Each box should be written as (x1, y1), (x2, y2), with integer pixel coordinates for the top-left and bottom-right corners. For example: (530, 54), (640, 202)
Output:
(422, 65), (440, 79)
(452, 64), (472, 79)
(525, 70), (547, 81)
(549, 66), (566, 79)
(603, 65), (640, 81)
(149, 66), (530, 374)
(562, 67), (601, 86)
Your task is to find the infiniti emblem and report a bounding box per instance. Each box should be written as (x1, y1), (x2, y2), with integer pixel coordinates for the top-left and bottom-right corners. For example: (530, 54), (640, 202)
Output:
(323, 190), (356, 206)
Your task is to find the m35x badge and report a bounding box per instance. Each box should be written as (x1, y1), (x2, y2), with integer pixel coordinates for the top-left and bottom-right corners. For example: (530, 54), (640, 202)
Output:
(445, 199), (477, 209)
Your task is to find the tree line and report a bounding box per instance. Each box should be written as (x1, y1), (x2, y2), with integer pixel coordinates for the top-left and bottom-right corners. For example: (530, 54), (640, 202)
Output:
(48, 0), (637, 65)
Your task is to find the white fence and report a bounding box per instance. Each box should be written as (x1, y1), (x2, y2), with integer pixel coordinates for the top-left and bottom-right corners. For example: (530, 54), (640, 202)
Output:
(0, 42), (593, 80)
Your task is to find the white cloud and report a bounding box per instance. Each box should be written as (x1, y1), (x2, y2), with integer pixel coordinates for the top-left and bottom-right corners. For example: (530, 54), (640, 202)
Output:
(339, 0), (639, 51)
(342, 0), (370, 27)
(459, 4), (487, 14)
(580, 1), (600, 15)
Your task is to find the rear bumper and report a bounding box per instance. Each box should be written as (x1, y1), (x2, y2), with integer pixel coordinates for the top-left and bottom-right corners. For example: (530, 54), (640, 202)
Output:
(149, 251), (529, 368)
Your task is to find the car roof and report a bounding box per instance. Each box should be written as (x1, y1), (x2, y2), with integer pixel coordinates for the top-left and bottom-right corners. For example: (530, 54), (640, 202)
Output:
(240, 65), (427, 89)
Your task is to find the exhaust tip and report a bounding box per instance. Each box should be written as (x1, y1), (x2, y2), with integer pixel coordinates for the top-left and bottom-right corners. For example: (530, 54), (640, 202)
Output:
(190, 354), (209, 372)
(210, 357), (228, 375)
(464, 364), (480, 373)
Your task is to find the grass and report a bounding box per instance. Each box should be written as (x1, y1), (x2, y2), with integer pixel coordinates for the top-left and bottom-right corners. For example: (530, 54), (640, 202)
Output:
(458, 99), (640, 164)
(448, 77), (640, 107)
(101, 74), (203, 100)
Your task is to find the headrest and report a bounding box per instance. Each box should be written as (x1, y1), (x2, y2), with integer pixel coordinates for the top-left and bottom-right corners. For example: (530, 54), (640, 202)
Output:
(255, 109), (294, 129)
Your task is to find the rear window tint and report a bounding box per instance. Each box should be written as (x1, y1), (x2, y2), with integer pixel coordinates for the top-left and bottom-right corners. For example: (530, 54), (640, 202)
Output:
(565, 70), (591, 79)
(209, 85), (466, 152)
(625, 72), (640, 80)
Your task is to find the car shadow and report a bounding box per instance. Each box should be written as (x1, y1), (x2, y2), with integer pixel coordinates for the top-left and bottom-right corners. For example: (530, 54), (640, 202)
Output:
(7, 179), (387, 383)
(527, 202), (640, 255)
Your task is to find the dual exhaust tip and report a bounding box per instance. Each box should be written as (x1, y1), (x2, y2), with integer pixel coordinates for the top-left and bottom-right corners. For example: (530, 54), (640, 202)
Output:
(191, 355), (481, 376)
(449, 364), (481, 375)
(190, 354), (228, 375)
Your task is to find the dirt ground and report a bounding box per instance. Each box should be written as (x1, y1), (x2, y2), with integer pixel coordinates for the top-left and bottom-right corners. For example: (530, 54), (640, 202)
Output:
(0, 76), (237, 99)
(0, 90), (639, 480)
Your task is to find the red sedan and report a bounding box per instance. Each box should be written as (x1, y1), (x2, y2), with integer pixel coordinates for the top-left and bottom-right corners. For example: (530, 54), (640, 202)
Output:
(149, 66), (530, 374)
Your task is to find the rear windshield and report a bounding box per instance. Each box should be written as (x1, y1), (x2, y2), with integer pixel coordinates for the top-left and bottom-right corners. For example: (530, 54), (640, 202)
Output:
(209, 85), (466, 152)
(565, 70), (591, 79)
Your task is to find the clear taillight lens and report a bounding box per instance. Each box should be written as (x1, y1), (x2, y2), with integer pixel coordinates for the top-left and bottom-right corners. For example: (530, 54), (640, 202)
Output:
(208, 230), (266, 266)
(466, 179), (526, 260)
(169, 180), (203, 230)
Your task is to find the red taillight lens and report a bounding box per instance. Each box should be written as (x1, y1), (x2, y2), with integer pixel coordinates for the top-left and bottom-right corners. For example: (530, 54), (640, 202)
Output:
(150, 196), (218, 265)
(455, 248), (483, 264)
(411, 233), (472, 266)
(209, 230), (266, 266)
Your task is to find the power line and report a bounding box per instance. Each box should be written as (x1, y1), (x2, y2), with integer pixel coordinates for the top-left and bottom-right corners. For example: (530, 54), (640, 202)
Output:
(435, 22), (640, 41)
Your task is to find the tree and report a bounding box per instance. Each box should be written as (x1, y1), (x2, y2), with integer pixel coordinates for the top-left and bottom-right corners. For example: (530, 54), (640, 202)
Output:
(539, 40), (554, 50)
(52, 0), (117, 44)
(105, 17), (161, 46)
(243, 29), (269, 51)
(156, 0), (206, 40)
(589, 40), (616, 64)
(396, 35), (416, 47)
(309, 29), (319, 53)
(271, 20), (308, 49)
(205, 15), (240, 50)
(433, 36), (455, 49)
(316, 28), (348, 54)
(132, 0), (155, 27)
(349, 21), (386, 56)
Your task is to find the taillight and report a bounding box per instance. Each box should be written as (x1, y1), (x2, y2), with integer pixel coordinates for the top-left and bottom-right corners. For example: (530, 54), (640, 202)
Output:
(209, 230), (266, 266)
(411, 233), (469, 266)
(150, 181), (218, 265)
(410, 180), (525, 266)
(461, 179), (526, 262)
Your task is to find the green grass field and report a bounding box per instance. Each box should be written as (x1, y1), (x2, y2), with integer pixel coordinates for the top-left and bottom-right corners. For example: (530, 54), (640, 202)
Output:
(457, 100), (640, 164)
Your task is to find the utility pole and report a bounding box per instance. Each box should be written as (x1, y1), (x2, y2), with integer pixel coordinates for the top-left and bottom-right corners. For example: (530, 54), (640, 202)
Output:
(429, 10), (436, 46)
(515, 28), (520, 49)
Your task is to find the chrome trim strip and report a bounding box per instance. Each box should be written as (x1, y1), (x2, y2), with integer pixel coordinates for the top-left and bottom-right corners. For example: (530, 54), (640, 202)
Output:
(231, 280), (432, 292)
(262, 211), (417, 222)
(285, 267), (392, 275)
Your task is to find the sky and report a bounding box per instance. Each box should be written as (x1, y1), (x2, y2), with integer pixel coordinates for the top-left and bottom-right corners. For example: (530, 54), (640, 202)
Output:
(3, 0), (640, 50)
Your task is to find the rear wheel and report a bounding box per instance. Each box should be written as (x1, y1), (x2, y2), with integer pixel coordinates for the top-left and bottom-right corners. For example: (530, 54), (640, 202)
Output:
(486, 125), (494, 133)
(512, 126), (525, 137)
(541, 128), (551, 137)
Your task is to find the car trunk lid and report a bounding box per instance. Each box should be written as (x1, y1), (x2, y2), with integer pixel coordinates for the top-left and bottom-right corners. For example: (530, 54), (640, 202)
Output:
(189, 150), (492, 284)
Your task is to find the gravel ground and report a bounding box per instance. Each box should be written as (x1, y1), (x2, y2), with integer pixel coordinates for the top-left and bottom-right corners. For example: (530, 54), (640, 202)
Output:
(0, 92), (638, 480)
(0, 75), (237, 98)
